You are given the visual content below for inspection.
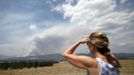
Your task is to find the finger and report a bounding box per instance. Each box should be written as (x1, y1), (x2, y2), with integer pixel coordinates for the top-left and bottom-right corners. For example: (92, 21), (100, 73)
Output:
(85, 38), (89, 41)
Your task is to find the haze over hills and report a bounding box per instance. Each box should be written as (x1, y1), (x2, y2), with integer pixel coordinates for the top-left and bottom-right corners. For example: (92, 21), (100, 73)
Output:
(0, 53), (134, 62)
(0, 54), (64, 62)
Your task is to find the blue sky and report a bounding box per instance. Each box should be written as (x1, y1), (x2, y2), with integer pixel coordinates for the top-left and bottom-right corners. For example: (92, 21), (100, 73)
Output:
(0, 0), (134, 56)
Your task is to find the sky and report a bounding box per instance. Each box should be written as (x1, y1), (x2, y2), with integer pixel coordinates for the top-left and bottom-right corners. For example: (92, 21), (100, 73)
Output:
(0, 0), (134, 57)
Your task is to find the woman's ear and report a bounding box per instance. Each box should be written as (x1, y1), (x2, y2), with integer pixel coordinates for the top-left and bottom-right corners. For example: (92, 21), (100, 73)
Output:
(90, 45), (97, 52)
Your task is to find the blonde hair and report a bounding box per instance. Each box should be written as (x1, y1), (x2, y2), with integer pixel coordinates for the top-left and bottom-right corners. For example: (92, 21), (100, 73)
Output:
(89, 32), (121, 68)
(89, 32), (109, 49)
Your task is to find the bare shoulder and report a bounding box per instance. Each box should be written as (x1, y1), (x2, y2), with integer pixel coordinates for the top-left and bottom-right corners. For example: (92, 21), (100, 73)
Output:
(77, 55), (98, 68)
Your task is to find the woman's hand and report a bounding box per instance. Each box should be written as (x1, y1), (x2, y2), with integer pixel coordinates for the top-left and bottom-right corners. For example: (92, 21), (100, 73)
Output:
(77, 38), (89, 44)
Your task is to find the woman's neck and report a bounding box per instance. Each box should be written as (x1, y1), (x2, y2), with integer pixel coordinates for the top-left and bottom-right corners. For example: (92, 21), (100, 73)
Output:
(94, 52), (105, 58)
(94, 52), (109, 63)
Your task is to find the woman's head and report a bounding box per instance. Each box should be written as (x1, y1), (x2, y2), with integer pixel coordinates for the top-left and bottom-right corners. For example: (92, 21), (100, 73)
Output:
(87, 32), (109, 53)
(87, 32), (121, 68)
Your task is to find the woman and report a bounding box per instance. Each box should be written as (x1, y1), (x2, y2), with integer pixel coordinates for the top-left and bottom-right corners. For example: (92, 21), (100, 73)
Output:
(63, 32), (121, 75)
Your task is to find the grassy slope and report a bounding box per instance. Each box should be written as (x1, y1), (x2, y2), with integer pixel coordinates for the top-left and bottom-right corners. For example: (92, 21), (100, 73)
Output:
(0, 60), (134, 75)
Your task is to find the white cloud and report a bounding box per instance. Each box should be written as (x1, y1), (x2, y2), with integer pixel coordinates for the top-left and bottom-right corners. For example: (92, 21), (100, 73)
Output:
(22, 0), (134, 56)
(29, 24), (38, 31)
(23, 22), (91, 56)
(59, 0), (115, 22)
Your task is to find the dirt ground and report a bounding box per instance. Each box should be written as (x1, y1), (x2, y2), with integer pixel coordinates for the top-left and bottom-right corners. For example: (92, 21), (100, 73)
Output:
(0, 59), (134, 75)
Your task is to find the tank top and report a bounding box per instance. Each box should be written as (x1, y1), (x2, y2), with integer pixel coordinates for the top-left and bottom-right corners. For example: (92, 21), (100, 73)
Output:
(96, 58), (120, 75)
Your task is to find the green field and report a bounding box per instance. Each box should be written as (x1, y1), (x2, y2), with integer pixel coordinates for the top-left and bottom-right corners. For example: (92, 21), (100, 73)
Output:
(0, 59), (134, 75)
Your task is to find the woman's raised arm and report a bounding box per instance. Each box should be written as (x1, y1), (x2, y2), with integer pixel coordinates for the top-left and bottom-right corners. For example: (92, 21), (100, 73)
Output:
(63, 38), (98, 69)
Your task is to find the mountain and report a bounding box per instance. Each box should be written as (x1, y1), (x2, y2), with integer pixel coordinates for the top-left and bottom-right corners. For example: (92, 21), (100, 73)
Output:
(0, 53), (134, 62)
(114, 53), (134, 59)
(0, 54), (65, 62)
(0, 55), (14, 60)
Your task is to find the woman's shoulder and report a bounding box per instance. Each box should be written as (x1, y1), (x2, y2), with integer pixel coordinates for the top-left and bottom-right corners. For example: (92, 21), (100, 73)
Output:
(78, 56), (98, 68)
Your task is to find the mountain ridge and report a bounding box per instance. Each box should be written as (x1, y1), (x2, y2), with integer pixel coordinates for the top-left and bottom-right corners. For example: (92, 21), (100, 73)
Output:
(0, 53), (134, 62)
